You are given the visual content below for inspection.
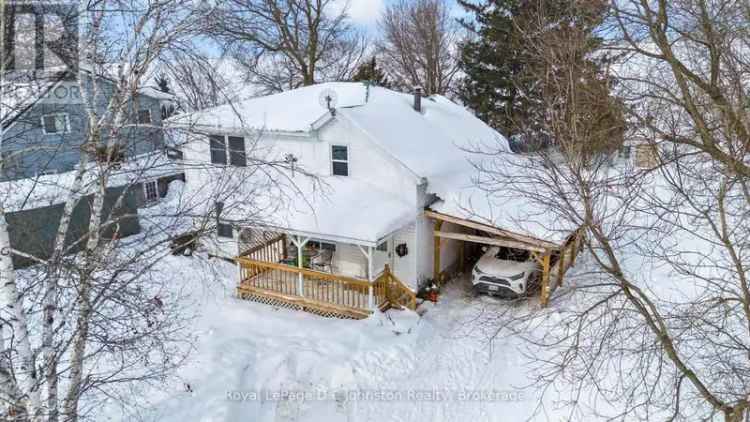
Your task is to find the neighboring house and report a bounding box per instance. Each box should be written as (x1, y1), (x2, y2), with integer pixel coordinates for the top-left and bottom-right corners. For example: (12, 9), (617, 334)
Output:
(614, 138), (663, 169)
(1, 70), (184, 206)
(172, 82), (583, 318)
(0, 70), (185, 268)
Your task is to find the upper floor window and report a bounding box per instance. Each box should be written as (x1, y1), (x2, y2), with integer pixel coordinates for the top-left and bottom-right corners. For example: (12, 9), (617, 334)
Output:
(210, 135), (246, 167)
(331, 145), (349, 176)
(143, 180), (159, 203)
(138, 108), (152, 124)
(41, 113), (70, 135)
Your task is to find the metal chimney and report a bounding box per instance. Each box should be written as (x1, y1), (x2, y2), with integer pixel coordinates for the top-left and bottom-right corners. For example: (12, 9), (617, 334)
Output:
(414, 87), (423, 112)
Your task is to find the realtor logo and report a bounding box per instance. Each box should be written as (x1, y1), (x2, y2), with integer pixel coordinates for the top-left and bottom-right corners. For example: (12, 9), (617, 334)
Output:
(2, 1), (79, 75)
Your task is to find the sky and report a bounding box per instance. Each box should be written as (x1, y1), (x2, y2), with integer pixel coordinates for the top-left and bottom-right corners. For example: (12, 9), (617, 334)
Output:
(344, 0), (462, 33)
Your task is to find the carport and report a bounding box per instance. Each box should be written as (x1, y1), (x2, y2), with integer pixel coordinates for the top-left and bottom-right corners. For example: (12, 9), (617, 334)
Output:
(425, 210), (584, 307)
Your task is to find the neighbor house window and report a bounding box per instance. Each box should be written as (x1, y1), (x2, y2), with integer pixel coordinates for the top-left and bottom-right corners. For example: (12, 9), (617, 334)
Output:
(617, 145), (631, 160)
(41, 113), (70, 134)
(210, 135), (246, 167)
(331, 145), (349, 176)
(137, 108), (152, 124)
(143, 180), (159, 203)
(635, 144), (658, 169)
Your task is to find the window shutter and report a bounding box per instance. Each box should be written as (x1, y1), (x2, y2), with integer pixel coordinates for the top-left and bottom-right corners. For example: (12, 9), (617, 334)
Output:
(228, 136), (247, 167)
(209, 135), (227, 165)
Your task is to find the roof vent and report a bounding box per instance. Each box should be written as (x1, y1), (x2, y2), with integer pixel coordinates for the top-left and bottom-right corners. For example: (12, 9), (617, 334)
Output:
(414, 87), (423, 112)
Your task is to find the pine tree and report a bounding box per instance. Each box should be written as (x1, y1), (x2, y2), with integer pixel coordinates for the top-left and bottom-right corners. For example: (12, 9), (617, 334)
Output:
(458, 0), (527, 136)
(351, 57), (391, 89)
(458, 0), (611, 143)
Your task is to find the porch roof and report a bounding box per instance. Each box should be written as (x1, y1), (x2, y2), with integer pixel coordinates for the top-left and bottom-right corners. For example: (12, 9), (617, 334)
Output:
(224, 174), (415, 247)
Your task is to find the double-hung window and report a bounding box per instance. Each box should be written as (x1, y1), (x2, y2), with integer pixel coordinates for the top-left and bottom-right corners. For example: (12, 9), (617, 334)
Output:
(210, 135), (246, 167)
(331, 145), (349, 176)
(143, 180), (159, 203)
(137, 108), (152, 124)
(41, 113), (70, 135)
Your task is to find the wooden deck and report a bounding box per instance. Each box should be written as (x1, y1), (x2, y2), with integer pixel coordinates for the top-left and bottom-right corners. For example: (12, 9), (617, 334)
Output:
(236, 258), (416, 320)
(239, 268), (385, 319)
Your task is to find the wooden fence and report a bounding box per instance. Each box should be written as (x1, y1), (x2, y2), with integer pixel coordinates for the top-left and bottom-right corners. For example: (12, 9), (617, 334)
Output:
(236, 258), (416, 319)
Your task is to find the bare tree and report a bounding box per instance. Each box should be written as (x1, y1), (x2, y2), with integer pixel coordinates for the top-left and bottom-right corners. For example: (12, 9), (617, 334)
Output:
(378, 0), (461, 96)
(467, 1), (750, 421)
(0, 1), (323, 419)
(206, 0), (366, 94)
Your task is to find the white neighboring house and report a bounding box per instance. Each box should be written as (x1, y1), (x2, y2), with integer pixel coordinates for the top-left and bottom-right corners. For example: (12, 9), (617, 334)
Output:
(170, 82), (582, 316)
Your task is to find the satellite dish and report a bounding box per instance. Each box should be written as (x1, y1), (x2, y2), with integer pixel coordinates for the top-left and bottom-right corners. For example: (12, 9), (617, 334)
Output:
(318, 89), (339, 112)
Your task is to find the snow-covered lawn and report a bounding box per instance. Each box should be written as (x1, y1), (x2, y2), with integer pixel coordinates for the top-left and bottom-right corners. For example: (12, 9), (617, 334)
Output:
(96, 250), (572, 422)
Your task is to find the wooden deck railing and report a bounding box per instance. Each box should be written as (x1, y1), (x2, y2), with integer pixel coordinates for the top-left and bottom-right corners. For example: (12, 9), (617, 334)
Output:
(235, 258), (416, 319)
(239, 233), (286, 261)
(374, 265), (417, 311)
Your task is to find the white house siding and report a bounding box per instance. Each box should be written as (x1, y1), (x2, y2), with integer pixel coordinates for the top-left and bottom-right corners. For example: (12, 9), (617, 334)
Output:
(204, 229), (240, 259)
(390, 222), (418, 291)
(331, 243), (368, 279)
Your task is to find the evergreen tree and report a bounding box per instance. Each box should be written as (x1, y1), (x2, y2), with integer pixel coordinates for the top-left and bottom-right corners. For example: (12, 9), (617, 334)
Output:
(458, 0), (526, 136)
(458, 0), (611, 143)
(351, 57), (391, 88)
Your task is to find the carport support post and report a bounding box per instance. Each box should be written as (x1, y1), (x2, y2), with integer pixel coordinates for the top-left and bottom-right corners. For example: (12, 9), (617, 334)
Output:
(433, 220), (444, 282)
(540, 253), (551, 307)
(557, 246), (565, 288)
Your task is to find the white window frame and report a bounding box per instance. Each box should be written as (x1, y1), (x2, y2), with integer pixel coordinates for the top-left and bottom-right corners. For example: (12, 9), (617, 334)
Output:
(330, 144), (349, 177)
(209, 134), (247, 167)
(138, 108), (152, 124)
(41, 113), (71, 135)
(143, 179), (159, 203)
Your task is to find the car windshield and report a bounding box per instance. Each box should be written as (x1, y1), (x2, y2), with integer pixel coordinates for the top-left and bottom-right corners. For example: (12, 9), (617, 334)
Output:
(494, 248), (530, 262)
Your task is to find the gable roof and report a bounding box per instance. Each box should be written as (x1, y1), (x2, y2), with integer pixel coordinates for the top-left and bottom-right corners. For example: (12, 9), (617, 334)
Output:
(168, 82), (368, 133)
(175, 82), (575, 244)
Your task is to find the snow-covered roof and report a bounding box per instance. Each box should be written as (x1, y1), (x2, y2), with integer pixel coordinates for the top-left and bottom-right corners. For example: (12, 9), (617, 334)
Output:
(178, 82), (576, 245)
(253, 176), (414, 245)
(1, 69), (179, 130)
(169, 82), (367, 133)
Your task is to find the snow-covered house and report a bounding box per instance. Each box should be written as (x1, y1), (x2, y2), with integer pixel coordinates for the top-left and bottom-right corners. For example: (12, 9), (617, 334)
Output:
(172, 82), (583, 318)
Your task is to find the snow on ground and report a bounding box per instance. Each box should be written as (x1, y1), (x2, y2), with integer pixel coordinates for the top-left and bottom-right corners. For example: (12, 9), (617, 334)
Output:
(98, 250), (573, 421)
(86, 181), (586, 421)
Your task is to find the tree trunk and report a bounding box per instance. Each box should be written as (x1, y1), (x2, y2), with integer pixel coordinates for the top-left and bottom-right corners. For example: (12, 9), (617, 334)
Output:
(0, 205), (41, 417)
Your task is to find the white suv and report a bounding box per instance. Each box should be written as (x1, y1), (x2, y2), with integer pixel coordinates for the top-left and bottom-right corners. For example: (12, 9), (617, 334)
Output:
(471, 247), (538, 297)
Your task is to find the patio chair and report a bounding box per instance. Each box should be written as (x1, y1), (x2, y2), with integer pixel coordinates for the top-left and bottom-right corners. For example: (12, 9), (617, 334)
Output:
(311, 248), (334, 273)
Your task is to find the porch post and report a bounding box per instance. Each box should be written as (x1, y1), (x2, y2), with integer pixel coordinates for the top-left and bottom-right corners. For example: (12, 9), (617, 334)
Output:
(357, 244), (376, 311)
(367, 246), (374, 310)
(292, 235), (309, 297)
